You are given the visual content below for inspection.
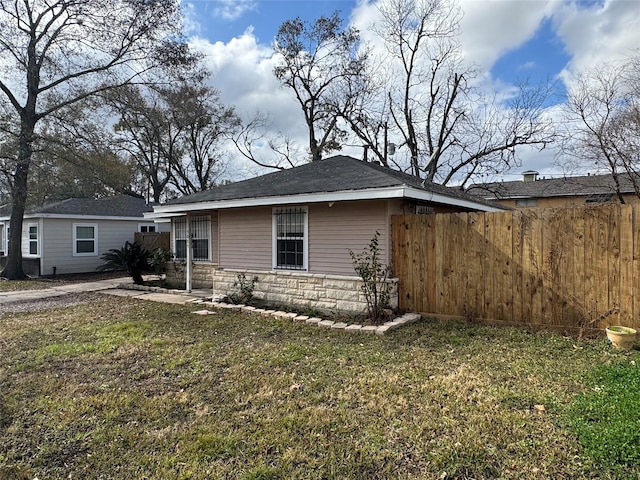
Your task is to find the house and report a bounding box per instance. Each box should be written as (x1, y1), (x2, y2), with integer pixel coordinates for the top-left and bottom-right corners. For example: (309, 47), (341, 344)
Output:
(0, 194), (167, 277)
(467, 171), (640, 208)
(149, 155), (505, 313)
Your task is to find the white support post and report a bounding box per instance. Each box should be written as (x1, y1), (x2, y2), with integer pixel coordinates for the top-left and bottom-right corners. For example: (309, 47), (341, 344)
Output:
(186, 214), (192, 293)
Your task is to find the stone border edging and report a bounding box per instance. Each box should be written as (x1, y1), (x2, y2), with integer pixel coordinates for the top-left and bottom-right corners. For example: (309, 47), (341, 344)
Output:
(191, 299), (422, 335)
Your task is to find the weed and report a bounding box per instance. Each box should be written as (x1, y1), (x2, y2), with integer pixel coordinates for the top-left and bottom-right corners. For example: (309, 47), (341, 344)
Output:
(227, 273), (259, 305)
(566, 359), (640, 468)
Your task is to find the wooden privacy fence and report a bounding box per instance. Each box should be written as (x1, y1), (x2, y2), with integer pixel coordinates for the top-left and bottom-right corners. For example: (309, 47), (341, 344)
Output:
(391, 204), (640, 331)
(134, 232), (171, 251)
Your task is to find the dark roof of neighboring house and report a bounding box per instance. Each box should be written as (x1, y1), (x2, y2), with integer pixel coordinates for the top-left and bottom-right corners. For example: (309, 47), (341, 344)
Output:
(467, 173), (640, 200)
(0, 194), (151, 218)
(166, 155), (501, 209)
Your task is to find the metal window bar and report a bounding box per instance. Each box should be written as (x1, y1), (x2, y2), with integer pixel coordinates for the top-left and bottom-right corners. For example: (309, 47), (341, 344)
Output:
(190, 215), (210, 261)
(274, 208), (305, 270)
(173, 216), (210, 261)
(174, 217), (187, 259)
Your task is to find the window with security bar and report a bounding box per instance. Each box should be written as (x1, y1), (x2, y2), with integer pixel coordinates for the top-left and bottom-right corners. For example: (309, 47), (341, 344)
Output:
(273, 207), (307, 270)
(173, 215), (211, 261)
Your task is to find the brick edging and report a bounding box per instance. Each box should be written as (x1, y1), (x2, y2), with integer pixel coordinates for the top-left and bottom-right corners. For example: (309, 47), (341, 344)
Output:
(191, 300), (421, 335)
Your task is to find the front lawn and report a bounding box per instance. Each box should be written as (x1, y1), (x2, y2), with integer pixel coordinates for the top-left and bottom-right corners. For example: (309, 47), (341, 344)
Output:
(0, 297), (637, 479)
(0, 272), (125, 292)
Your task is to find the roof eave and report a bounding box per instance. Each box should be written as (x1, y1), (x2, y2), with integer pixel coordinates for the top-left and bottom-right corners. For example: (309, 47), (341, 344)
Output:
(149, 185), (503, 217)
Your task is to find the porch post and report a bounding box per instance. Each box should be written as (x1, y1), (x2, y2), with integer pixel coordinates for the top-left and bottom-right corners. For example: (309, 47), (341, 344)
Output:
(186, 214), (192, 293)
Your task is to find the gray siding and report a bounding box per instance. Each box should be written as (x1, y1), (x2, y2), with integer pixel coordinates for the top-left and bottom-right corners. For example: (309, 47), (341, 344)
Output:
(218, 207), (272, 270)
(41, 218), (139, 275)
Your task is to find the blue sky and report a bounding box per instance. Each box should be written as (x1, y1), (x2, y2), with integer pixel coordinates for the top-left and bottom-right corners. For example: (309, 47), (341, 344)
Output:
(182, 0), (639, 178)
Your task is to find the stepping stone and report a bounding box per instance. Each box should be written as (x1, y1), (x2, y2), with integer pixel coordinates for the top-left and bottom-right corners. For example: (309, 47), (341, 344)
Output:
(318, 320), (335, 328)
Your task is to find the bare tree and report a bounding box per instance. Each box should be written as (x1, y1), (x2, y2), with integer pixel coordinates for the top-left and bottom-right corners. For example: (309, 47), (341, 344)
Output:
(109, 85), (181, 203)
(350, 0), (555, 186)
(28, 102), (134, 204)
(167, 83), (241, 195)
(231, 112), (304, 171)
(562, 55), (640, 202)
(110, 80), (240, 200)
(273, 12), (368, 162)
(0, 0), (188, 279)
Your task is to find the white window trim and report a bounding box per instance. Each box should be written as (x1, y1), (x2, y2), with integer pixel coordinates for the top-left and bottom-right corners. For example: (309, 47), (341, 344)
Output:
(26, 222), (39, 257)
(1, 223), (7, 255)
(272, 206), (308, 271)
(138, 223), (157, 233)
(73, 223), (98, 257)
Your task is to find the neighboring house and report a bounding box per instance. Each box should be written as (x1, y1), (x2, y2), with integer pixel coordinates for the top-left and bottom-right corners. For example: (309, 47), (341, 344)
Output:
(0, 194), (167, 276)
(467, 171), (640, 208)
(149, 155), (505, 313)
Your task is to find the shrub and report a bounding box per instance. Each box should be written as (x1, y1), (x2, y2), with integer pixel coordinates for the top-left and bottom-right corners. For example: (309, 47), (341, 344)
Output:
(349, 231), (391, 324)
(149, 247), (172, 277)
(227, 273), (259, 305)
(97, 241), (151, 285)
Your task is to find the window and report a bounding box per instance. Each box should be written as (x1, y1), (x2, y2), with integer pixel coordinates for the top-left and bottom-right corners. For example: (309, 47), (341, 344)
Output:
(73, 224), (98, 256)
(273, 207), (307, 270)
(138, 223), (157, 233)
(0, 224), (6, 255)
(28, 224), (38, 255)
(173, 216), (210, 261)
(586, 194), (614, 204)
(515, 198), (538, 207)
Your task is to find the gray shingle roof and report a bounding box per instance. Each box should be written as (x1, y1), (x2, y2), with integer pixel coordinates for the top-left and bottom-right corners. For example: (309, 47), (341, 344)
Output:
(167, 155), (497, 208)
(0, 194), (151, 218)
(467, 173), (640, 200)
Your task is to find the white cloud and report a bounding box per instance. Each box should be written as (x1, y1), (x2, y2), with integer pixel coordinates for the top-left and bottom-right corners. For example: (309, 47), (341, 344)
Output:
(554, 0), (640, 83)
(184, 0), (639, 180)
(188, 30), (311, 176)
(458, 0), (559, 70)
(213, 0), (258, 21)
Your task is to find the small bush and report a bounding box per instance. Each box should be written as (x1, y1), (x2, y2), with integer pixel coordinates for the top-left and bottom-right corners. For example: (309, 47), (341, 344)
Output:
(349, 231), (391, 324)
(227, 273), (259, 305)
(566, 360), (640, 467)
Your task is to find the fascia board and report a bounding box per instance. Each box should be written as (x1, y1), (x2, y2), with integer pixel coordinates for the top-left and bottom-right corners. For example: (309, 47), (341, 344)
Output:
(27, 214), (145, 221)
(403, 187), (505, 212)
(152, 185), (502, 214)
(151, 187), (406, 214)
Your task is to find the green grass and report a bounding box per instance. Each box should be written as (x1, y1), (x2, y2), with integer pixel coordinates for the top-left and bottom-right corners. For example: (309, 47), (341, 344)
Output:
(0, 297), (638, 479)
(567, 360), (640, 471)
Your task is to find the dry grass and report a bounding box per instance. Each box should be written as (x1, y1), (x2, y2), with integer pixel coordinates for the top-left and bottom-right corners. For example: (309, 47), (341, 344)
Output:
(0, 296), (636, 479)
(0, 272), (124, 292)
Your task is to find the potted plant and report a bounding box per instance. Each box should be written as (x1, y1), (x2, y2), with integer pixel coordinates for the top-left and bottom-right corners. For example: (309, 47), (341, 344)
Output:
(605, 326), (637, 350)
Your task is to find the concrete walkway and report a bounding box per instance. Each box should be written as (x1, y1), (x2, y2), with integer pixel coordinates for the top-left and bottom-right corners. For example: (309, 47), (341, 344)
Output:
(0, 277), (210, 306)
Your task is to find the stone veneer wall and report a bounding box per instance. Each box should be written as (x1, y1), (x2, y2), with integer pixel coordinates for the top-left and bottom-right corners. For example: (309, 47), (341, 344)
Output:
(212, 268), (399, 314)
(165, 261), (214, 289)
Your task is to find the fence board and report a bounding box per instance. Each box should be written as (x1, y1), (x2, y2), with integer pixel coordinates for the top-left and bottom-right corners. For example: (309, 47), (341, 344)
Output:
(391, 203), (640, 332)
(619, 205), (633, 324)
(134, 232), (170, 251)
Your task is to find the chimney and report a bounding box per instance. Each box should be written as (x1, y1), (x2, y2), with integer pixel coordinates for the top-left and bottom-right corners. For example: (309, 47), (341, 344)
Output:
(522, 170), (539, 182)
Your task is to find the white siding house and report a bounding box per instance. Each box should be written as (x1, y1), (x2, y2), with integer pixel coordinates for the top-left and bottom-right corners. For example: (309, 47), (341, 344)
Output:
(0, 194), (168, 276)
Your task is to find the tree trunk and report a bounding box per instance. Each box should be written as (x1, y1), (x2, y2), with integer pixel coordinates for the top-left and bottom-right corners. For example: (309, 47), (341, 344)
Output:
(1, 126), (33, 279)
